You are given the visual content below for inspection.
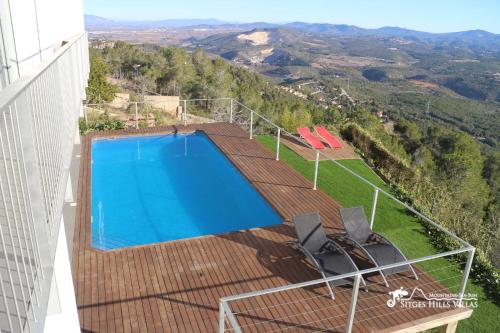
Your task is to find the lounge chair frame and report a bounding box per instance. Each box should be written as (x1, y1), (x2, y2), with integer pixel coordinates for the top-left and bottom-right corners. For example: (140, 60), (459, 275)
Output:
(290, 212), (368, 299)
(335, 207), (418, 287)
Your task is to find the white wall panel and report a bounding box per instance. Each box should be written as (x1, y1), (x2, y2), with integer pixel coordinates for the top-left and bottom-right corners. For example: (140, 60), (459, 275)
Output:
(1, 0), (84, 80)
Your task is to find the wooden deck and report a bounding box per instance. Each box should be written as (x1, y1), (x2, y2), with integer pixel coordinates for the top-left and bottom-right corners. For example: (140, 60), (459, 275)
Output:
(72, 122), (470, 332)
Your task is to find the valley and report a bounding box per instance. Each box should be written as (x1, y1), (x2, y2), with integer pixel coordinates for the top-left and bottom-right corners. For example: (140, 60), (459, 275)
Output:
(86, 16), (500, 147)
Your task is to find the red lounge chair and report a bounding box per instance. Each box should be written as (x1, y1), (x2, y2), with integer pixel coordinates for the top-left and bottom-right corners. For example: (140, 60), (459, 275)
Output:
(297, 127), (325, 149)
(315, 127), (342, 148)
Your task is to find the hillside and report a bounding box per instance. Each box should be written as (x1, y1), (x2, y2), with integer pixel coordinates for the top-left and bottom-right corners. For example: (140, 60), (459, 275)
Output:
(86, 40), (498, 289)
(190, 27), (500, 146)
(85, 14), (500, 145)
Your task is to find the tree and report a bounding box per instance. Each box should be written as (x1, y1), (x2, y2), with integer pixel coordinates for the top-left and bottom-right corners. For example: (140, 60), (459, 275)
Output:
(482, 152), (500, 265)
(277, 106), (311, 132)
(324, 106), (343, 124)
(284, 106), (296, 131)
(412, 146), (436, 175)
(87, 49), (116, 103)
(395, 119), (422, 153)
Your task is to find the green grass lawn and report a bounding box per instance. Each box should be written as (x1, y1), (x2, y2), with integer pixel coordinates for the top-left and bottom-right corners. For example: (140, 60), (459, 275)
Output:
(256, 135), (499, 333)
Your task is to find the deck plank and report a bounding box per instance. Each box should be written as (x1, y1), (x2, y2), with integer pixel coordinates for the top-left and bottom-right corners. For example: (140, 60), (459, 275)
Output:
(72, 122), (469, 332)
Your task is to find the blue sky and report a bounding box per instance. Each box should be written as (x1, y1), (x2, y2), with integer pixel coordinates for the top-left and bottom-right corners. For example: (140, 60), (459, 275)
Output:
(84, 0), (500, 33)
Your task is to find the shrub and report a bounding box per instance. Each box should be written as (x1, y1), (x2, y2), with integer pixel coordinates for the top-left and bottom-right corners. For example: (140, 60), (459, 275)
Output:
(342, 122), (500, 304)
(79, 116), (125, 135)
(423, 221), (500, 303)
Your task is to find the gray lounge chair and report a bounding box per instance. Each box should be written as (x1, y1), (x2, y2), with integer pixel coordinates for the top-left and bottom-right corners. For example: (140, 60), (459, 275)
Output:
(291, 212), (367, 299)
(336, 207), (418, 287)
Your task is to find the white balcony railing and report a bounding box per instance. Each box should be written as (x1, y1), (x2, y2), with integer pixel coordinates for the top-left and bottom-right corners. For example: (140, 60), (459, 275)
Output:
(84, 97), (475, 332)
(0, 33), (89, 333)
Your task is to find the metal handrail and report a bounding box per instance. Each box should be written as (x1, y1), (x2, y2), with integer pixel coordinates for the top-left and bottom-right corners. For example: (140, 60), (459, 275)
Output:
(219, 246), (474, 333)
(84, 97), (475, 332)
(84, 96), (475, 333)
(175, 98), (475, 333)
(0, 32), (89, 333)
(224, 97), (471, 247)
(88, 96), (470, 248)
(85, 97), (231, 107)
(0, 32), (86, 111)
(83, 97), (472, 248)
(220, 246), (472, 303)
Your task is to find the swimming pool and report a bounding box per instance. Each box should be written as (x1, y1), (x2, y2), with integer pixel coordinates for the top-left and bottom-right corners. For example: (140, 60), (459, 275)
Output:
(91, 132), (283, 250)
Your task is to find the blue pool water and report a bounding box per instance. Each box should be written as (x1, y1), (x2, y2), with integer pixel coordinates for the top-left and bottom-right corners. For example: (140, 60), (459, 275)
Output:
(91, 132), (282, 250)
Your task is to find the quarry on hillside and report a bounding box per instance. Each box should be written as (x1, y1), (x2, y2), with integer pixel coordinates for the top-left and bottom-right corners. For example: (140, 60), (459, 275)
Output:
(237, 31), (269, 45)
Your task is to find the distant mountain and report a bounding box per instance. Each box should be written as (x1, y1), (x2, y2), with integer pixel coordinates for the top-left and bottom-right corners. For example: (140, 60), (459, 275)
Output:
(280, 23), (500, 50)
(84, 15), (500, 143)
(373, 26), (498, 44)
(85, 15), (500, 51)
(84, 15), (230, 28)
(283, 22), (368, 36)
(225, 22), (281, 30)
(85, 15), (115, 27)
(123, 18), (230, 28)
(195, 28), (305, 52)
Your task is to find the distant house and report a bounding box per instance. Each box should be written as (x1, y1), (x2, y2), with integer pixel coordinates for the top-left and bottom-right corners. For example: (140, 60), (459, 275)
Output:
(90, 38), (115, 49)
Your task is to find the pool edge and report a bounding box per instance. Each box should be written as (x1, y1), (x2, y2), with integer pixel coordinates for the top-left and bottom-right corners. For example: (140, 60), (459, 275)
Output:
(84, 123), (287, 253)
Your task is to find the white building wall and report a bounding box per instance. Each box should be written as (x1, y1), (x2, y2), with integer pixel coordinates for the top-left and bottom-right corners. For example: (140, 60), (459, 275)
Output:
(0, 0), (84, 82)
(43, 125), (82, 332)
(0, 0), (87, 331)
(43, 219), (81, 333)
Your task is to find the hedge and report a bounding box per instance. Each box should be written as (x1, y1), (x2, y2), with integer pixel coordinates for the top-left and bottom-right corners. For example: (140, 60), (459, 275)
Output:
(342, 122), (500, 304)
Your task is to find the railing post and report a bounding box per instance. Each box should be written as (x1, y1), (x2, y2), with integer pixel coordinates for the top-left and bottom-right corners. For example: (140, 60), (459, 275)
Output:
(183, 100), (187, 126)
(219, 301), (225, 333)
(345, 274), (361, 333)
(313, 151), (319, 190)
(222, 302), (243, 333)
(134, 102), (139, 129)
(370, 188), (379, 229)
(276, 128), (281, 161)
(458, 247), (475, 306)
(84, 105), (88, 125)
(229, 98), (233, 123)
(249, 110), (253, 139)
